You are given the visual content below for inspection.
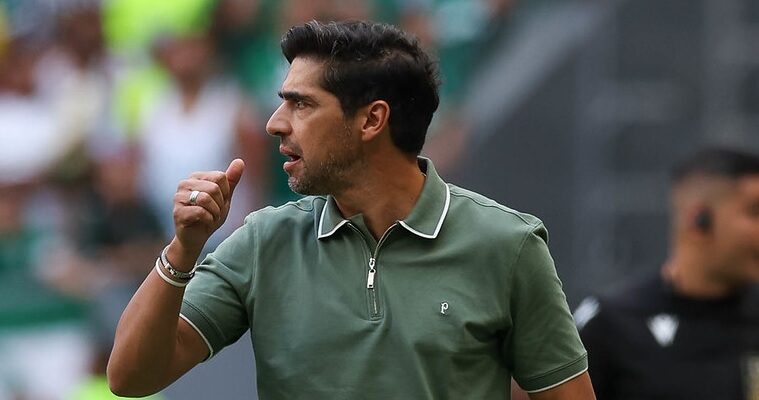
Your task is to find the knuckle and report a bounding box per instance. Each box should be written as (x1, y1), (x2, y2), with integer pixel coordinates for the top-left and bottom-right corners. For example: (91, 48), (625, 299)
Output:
(211, 171), (226, 183)
(208, 185), (223, 198)
(188, 208), (205, 223)
(204, 192), (219, 207)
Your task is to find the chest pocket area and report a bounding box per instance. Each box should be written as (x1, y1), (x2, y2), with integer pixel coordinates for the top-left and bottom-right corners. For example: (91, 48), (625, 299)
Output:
(390, 290), (500, 358)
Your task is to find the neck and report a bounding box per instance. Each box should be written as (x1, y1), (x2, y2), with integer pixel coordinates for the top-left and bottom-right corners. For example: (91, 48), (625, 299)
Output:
(333, 153), (425, 240)
(662, 250), (738, 299)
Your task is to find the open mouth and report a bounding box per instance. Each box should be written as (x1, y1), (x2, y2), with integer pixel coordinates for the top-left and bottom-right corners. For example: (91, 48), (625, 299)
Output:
(280, 146), (302, 172)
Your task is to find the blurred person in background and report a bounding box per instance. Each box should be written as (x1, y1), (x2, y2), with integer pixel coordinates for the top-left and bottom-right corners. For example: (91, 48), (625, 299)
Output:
(61, 147), (166, 400)
(0, 36), (91, 400)
(102, 0), (221, 143)
(137, 29), (269, 247)
(45, 144), (164, 314)
(0, 37), (63, 171)
(108, 20), (594, 399)
(34, 0), (119, 184)
(210, 0), (281, 110)
(575, 148), (759, 399)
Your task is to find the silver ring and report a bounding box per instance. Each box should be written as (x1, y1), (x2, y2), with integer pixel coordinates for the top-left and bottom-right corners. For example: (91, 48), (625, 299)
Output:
(189, 190), (200, 206)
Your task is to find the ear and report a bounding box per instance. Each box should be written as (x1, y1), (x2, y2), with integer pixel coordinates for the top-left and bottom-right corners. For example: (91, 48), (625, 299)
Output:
(357, 100), (390, 142)
(683, 204), (713, 238)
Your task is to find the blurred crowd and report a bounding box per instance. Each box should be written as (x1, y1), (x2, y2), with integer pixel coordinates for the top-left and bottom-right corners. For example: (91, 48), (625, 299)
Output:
(0, 0), (515, 398)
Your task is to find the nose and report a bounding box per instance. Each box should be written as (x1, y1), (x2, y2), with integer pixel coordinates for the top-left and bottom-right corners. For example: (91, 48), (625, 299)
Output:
(266, 103), (291, 137)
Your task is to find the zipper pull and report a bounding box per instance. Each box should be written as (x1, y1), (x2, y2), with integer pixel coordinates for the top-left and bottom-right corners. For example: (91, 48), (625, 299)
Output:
(367, 257), (376, 289)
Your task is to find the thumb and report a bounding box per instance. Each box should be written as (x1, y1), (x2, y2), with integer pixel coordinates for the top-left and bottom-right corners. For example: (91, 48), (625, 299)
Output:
(225, 158), (246, 196)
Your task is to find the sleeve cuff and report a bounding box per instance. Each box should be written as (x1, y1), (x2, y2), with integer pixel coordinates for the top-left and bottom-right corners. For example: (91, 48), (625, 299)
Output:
(180, 300), (222, 361)
(519, 353), (589, 393)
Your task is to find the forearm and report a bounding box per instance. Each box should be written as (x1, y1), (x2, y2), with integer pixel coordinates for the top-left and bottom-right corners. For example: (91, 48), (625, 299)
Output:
(107, 242), (201, 396)
(108, 160), (245, 396)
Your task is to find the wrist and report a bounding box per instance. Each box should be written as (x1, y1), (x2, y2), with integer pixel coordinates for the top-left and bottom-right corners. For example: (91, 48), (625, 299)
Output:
(166, 238), (201, 273)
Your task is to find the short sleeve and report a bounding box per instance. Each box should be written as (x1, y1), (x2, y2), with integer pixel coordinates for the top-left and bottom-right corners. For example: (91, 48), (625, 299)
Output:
(503, 225), (588, 392)
(180, 215), (256, 359)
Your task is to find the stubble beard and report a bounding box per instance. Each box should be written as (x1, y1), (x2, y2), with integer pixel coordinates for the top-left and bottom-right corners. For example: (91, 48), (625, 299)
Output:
(287, 124), (364, 196)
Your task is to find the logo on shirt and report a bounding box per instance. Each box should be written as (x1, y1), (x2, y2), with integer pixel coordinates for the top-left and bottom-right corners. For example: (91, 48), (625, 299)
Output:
(440, 302), (449, 315)
(647, 314), (679, 347)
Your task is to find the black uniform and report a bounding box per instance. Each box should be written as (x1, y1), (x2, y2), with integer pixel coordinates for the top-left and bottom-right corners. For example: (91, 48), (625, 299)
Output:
(575, 273), (759, 400)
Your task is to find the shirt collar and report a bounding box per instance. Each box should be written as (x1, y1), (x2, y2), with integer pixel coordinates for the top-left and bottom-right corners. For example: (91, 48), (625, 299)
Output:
(317, 157), (451, 240)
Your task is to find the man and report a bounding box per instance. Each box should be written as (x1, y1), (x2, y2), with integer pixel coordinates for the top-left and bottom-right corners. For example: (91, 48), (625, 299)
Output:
(575, 148), (759, 399)
(108, 20), (594, 399)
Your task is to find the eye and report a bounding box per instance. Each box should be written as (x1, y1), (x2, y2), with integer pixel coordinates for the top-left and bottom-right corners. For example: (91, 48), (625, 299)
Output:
(294, 100), (307, 109)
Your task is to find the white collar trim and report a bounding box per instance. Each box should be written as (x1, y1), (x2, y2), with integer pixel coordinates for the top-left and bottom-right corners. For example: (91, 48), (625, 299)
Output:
(398, 184), (450, 239)
(317, 201), (349, 239)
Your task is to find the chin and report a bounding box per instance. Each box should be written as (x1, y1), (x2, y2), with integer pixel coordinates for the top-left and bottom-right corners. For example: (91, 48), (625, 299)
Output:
(287, 179), (318, 196)
(287, 178), (306, 194)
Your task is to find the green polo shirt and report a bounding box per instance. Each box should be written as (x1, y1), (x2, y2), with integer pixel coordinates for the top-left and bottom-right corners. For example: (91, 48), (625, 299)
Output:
(181, 158), (587, 399)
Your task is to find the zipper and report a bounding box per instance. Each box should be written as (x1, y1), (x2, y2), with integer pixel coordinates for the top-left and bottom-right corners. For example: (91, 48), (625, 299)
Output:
(367, 257), (380, 317)
(349, 223), (397, 319)
(367, 258), (376, 289)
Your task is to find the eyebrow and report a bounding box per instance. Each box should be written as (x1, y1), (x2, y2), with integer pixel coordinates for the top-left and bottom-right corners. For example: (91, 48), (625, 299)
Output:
(278, 90), (317, 105)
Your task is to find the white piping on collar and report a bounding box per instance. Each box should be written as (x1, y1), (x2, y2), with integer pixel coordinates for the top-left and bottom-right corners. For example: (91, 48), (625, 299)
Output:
(317, 200), (349, 239)
(398, 184), (450, 239)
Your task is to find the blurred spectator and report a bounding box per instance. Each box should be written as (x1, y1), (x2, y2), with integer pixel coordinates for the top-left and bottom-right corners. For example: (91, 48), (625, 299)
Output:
(0, 37), (91, 400)
(0, 37), (67, 180)
(35, 1), (120, 184)
(210, 0), (281, 110)
(103, 0), (215, 141)
(575, 148), (759, 399)
(44, 146), (163, 298)
(0, 180), (91, 400)
(58, 147), (166, 400)
(138, 31), (269, 245)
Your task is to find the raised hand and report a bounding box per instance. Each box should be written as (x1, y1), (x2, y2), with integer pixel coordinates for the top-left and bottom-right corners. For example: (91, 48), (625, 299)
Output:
(167, 159), (245, 269)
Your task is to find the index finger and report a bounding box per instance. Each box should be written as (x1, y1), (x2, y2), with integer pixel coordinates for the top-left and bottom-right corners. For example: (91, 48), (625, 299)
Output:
(189, 171), (231, 201)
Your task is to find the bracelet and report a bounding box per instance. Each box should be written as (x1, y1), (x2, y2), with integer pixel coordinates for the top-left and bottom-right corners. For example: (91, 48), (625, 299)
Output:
(160, 246), (197, 280)
(154, 258), (189, 288)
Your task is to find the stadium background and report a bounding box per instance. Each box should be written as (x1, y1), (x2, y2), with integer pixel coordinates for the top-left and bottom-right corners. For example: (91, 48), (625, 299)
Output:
(0, 0), (758, 398)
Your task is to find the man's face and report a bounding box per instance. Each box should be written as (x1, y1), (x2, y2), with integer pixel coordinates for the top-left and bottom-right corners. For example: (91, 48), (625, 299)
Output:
(708, 175), (759, 286)
(266, 57), (364, 195)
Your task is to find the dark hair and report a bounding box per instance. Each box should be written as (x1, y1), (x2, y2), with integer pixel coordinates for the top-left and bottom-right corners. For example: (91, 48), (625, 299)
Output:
(281, 20), (440, 155)
(672, 147), (759, 184)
